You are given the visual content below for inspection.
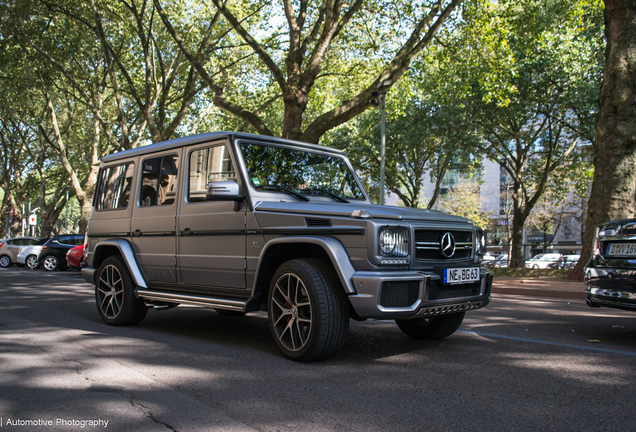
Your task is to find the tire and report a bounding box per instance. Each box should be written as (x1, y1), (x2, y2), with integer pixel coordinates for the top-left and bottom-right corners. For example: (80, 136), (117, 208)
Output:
(533, 264), (539, 269)
(0, 255), (11, 268)
(95, 256), (148, 326)
(214, 308), (245, 317)
(42, 255), (59, 271)
(268, 259), (349, 362)
(395, 311), (465, 340)
(26, 255), (39, 269)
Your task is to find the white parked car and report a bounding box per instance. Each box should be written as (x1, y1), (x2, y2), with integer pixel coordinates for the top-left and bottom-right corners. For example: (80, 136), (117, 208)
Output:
(525, 253), (563, 269)
(16, 238), (49, 269)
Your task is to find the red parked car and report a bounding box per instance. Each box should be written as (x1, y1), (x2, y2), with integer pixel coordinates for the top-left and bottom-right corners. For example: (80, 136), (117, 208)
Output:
(66, 244), (85, 269)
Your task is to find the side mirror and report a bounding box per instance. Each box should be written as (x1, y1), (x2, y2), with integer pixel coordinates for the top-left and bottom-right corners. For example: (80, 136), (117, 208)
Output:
(206, 181), (245, 211)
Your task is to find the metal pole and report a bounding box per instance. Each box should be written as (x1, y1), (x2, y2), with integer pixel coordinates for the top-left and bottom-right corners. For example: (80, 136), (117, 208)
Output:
(380, 93), (386, 206)
(65, 187), (69, 234)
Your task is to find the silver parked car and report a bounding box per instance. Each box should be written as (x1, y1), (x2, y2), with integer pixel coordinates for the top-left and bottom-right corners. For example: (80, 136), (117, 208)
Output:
(16, 237), (49, 269)
(0, 237), (41, 267)
(82, 132), (493, 361)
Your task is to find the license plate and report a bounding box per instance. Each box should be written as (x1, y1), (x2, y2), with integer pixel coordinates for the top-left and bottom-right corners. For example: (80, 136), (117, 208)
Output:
(443, 267), (480, 284)
(607, 243), (636, 257)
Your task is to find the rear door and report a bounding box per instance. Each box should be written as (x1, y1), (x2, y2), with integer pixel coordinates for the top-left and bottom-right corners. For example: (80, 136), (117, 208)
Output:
(131, 151), (181, 283)
(177, 140), (246, 289)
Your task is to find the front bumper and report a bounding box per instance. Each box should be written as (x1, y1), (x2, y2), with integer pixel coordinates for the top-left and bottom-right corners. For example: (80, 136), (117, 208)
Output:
(347, 268), (493, 320)
(585, 266), (636, 312)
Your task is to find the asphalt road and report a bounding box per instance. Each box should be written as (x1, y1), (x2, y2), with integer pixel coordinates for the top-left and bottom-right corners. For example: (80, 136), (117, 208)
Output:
(1, 267), (635, 432)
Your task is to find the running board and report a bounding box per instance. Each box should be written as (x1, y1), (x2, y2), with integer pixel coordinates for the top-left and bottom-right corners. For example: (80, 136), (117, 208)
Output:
(136, 288), (247, 312)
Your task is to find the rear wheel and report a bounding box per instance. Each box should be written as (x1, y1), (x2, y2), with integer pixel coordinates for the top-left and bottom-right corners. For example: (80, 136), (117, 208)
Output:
(26, 255), (39, 269)
(42, 255), (59, 271)
(268, 259), (349, 362)
(396, 311), (465, 340)
(96, 256), (147, 326)
(0, 255), (11, 268)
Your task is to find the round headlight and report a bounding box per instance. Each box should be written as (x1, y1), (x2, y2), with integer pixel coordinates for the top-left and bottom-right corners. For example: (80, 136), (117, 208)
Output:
(380, 228), (397, 256)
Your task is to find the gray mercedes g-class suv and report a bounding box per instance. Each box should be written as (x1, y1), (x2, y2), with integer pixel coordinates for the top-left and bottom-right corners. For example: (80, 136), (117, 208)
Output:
(83, 132), (493, 361)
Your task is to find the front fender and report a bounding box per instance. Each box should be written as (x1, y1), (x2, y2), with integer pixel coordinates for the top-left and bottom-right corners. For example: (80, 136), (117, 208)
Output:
(90, 239), (147, 288)
(253, 236), (357, 294)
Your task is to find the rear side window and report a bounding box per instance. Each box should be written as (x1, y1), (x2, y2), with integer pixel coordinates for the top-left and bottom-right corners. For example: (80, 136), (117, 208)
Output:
(188, 145), (236, 203)
(140, 155), (179, 207)
(96, 163), (135, 210)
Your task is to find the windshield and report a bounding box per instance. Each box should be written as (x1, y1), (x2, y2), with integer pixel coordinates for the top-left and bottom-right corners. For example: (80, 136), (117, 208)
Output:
(240, 143), (366, 200)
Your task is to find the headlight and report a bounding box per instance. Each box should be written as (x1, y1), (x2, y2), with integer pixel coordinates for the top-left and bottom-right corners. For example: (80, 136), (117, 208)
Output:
(475, 229), (486, 256)
(379, 226), (409, 257)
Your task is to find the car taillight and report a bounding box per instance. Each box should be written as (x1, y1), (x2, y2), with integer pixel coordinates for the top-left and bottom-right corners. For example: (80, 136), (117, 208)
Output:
(0, 242), (4, 248)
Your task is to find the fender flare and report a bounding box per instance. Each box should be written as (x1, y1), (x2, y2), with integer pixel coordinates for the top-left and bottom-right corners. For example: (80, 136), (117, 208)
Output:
(252, 236), (357, 294)
(93, 239), (147, 288)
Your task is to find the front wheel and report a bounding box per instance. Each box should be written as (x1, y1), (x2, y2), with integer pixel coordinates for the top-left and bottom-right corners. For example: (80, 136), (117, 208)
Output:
(95, 256), (147, 326)
(268, 259), (349, 362)
(42, 255), (59, 271)
(396, 311), (465, 340)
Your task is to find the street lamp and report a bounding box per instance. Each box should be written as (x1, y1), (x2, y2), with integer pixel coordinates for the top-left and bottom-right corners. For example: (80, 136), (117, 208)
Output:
(373, 79), (393, 206)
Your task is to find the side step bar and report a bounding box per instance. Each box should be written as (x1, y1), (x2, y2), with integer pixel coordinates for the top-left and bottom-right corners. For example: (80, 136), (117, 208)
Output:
(136, 288), (247, 312)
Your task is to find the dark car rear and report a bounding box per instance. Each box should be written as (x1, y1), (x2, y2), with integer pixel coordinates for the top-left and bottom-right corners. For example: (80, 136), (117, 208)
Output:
(585, 219), (636, 312)
(38, 235), (85, 271)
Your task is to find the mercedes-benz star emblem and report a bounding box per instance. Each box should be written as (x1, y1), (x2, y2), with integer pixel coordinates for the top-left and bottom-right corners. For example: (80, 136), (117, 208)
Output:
(440, 232), (456, 258)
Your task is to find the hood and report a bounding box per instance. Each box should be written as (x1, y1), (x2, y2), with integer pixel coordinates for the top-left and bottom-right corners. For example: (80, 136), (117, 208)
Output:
(253, 201), (473, 224)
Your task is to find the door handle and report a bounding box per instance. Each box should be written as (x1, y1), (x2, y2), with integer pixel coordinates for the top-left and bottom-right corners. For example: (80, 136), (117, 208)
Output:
(182, 228), (193, 237)
(134, 229), (142, 238)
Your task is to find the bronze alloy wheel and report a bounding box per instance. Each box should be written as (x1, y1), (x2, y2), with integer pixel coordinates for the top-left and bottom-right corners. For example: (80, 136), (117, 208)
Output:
(268, 259), (349, 362)
(97, 263), (125, 319)
(271, 272), (313, 352)
(95, 256), (147, 326)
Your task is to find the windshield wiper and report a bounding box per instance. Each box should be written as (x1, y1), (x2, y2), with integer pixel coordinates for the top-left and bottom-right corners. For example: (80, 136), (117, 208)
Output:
(302, 188), (349, 203)
(255, 184), (310, 202)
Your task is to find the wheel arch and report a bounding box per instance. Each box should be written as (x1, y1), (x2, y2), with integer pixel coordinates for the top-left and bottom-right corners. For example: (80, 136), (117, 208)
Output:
(250, 236), (356, 309)
(91, 239), (147, 288)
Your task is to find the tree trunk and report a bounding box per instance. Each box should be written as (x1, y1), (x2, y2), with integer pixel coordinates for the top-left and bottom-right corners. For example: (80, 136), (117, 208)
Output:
(570, 0), (636, 281)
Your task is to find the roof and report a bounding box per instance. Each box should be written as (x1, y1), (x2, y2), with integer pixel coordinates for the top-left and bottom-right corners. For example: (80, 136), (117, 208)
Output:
(101, 132), (346, 163)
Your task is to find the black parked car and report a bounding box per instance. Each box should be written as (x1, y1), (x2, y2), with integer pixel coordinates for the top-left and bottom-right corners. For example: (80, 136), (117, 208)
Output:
(38, 234), (85, 271)
(585, 219), (636, 312)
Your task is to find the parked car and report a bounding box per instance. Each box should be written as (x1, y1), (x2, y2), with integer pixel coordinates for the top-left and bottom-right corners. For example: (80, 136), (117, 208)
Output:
(38, 234), (85, 271)
(547, 254), (580, 270)
(17, 237), (49, 269)
(66, 244), (85, 269)
(586, 218), (636, 312)
(484, 254), (508, 268)
(524, 253), (563, 269)
(82, 131), (493, 361)
(0, 237), (41, 267)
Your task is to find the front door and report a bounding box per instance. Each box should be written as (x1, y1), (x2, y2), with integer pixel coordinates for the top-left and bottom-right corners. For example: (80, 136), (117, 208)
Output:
(177, 141), (246, 289)
(131, 151), (181, 283)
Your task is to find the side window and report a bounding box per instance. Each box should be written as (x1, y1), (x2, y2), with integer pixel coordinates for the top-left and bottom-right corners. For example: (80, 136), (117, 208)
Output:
(96, 163), (134, 210)
(58, 236), (72, 245)
(140, 155), (179, 207)
(188, 146), (236, 203)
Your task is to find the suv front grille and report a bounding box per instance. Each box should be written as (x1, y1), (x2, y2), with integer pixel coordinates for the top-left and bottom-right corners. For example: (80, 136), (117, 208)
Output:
(380, 281), (420, 308)
(428, 280), (481, 301)
(415, 229), (473, 260)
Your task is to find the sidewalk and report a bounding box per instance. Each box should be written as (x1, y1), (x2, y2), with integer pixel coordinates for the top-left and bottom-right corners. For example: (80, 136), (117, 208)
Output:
(491, 276), (586, 300)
